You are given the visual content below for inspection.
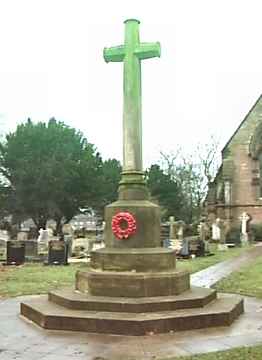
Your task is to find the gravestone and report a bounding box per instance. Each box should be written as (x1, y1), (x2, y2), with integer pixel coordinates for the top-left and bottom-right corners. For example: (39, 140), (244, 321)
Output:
(239, 212), (250, 246)
(198, 220), (210, 255)
(21, 19), (243, 335)
(0, 239), (7, 261)
(48, 240), (68, 265)
(7, 241), (25, 265)
(0, 231), (9, 261)
(169, 217), (182, 252)
(24, 240), (38, 258)
(62, 224), (74, 257)
(160, 223), (170, 247)
(17, 231), (28, 242)
(37, 228), (50, 255)
(212, 218), (221, 241)
(0, 230), (9, 242)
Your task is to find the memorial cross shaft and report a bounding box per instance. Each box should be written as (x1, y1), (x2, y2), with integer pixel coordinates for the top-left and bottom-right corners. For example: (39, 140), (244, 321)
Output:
(104, 19), (160, 175)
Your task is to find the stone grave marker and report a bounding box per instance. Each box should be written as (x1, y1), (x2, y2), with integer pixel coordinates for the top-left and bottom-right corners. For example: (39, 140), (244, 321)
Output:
(17, 231), (28, 241)
(161, 223), (170, 247)
(7, 240), (25, 265)
(0, 239), (7, 261)
(37, 228), (50, 255)
(0, 230), (9, 261)
(212, 218), (221, 241)
(239, 212), (250, 246)
(62, 223), (74, 257)
(24, 240), (38, 258)
(48, 240), (68, 265)
(198, 220), (210, 255)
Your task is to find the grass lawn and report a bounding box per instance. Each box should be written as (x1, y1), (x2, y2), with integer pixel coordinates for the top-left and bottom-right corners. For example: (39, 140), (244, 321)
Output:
(214, 254), (262, 298)
(165, 344), (262, 360)
(169, 253), (262, 360)
(0, 245), (251, 298)
(0, 262), (86, 298)
(176, 245), (250, 274)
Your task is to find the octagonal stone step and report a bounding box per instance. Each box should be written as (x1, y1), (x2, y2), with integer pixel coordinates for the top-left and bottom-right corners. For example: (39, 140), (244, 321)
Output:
(49, 286), (217, 313)
(76, 269), (190, 297)
(20, 294), (244, 335)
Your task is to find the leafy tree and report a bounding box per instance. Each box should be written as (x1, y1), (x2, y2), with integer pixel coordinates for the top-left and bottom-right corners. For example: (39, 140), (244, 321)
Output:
(146, 164), (183, 220)
(94, 158), (122, 216)
(0, 118), (102, 232)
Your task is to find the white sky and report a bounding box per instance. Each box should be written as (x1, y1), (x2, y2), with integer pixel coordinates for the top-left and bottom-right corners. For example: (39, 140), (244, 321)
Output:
(0, 0), (261, 167)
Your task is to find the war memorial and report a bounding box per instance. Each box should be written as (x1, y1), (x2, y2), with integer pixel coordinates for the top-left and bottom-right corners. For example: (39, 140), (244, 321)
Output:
(20, 19), (243, 336)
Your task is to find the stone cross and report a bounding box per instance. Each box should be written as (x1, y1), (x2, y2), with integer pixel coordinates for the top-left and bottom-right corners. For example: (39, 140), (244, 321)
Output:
(104, 19), (160, 172)
(239, 212), (250, 235)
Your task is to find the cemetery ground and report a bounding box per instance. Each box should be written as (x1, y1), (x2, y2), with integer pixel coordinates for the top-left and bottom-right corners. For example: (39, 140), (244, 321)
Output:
(2, 244), (262, 359)
(0, 245), (251, 298)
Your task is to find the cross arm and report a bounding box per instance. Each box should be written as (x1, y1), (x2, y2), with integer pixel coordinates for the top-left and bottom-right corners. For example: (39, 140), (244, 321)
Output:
(104, 45), (125, 63)
(134, 42), (161, 60)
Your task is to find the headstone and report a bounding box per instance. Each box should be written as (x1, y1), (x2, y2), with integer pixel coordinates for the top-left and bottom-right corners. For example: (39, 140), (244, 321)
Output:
(62, 223), (74, 235)
(239, 212), (250, 246)
(180, 237), (189, 257)
(168, 216), (180, 252)
(160, 223), (169, 246)
(72, 237), (89, 257)
(169, 216), (177, 240)
(37, 228), (50, 254)
(7, 240), (25, 265)
(198, 220), (210, 254)
(0, 231), (9, 261)
(177, 221), (185, 241)
(17, 231), (28, 241)
(48, 240), (68, 265)
(64, 234), (73, 257)
(0, 230), (10, 242)
(0, 239), (7, 261)
(24, 240), (38, 258)
(212, 218), (221, 241)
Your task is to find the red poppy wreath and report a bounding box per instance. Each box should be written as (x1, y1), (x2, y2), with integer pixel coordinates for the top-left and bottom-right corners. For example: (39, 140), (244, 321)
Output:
(111, 212), (137, 239)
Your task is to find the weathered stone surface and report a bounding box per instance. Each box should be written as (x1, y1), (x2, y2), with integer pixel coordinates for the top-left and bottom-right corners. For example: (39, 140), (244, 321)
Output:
(20, 294), (244, 335)
(104, 199), (161, 248)
(76, 269), (190, 297)
(206, 95), (262, 227)
(49, 286), (217, 312)
(91, 247), (176, 272)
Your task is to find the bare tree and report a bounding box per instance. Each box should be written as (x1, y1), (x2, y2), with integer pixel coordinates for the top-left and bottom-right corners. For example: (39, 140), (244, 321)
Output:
(159, 135), (220, 223)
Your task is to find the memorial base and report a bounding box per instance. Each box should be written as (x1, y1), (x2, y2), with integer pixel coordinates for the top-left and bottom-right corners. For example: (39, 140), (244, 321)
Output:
(21, 244), (244, 335)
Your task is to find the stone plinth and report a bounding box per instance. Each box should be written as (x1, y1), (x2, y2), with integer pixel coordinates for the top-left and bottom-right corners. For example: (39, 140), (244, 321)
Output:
(91, 247), (176, 272)
(104, 199), (161, 248)
(76, 269), (190, 297)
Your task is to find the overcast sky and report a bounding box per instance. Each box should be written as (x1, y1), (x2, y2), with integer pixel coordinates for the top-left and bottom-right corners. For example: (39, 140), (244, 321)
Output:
(0, 0), (261, 167)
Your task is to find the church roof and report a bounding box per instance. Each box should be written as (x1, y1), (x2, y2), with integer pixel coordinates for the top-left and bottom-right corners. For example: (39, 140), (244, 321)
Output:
(222, 94), (262, 155)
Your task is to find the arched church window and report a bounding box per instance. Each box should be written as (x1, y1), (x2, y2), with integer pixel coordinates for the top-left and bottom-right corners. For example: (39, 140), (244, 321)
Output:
(259, 152), (262, 198)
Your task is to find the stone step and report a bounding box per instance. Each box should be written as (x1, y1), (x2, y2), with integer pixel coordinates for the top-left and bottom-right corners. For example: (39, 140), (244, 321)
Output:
(49, 286), (217, 312)
(76, 269), (190, 297)
(20, 294), (244, 335)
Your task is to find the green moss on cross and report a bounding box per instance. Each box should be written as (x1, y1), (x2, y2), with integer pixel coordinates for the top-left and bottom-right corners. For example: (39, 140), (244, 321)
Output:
(104, 19), (160, 173)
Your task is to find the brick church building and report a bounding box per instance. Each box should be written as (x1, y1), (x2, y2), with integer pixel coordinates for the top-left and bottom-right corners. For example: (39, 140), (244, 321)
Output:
(206, 95), (262, 229)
